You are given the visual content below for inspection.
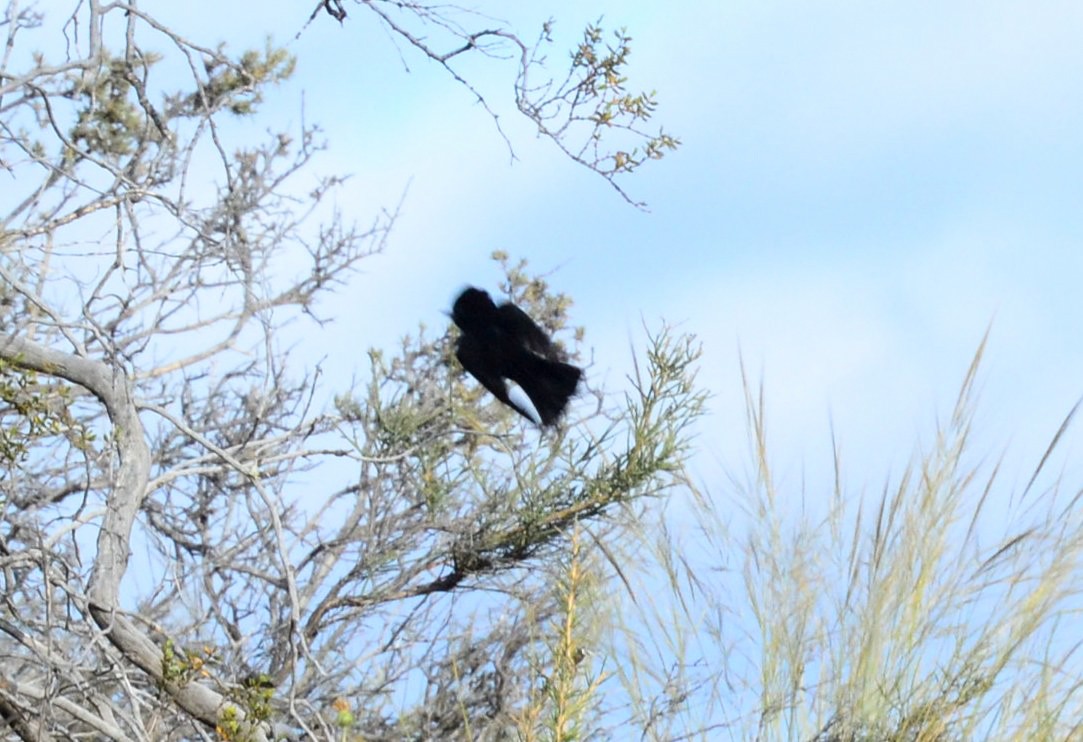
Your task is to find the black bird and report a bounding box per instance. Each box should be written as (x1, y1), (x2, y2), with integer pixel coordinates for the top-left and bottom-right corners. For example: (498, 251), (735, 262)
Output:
(451, 287), (582, 427)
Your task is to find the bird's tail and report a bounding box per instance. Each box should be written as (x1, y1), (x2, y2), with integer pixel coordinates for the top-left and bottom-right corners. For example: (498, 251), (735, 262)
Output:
(517, 356), (582, 427)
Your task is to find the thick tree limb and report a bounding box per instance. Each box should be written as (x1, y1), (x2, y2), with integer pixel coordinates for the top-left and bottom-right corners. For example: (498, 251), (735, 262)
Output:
(0, 332), (268, 738)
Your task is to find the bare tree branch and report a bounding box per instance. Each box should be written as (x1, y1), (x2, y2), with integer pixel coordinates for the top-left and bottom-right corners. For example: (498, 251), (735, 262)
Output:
(0, 2), (699, 738)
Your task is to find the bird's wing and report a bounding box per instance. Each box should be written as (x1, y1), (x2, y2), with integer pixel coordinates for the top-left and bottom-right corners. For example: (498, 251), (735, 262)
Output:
(456, 335), (539, 424)
(496, 301), (555, 358)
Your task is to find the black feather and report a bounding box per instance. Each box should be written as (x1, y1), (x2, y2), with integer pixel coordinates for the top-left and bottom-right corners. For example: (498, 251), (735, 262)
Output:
(451, 287), (582, 426)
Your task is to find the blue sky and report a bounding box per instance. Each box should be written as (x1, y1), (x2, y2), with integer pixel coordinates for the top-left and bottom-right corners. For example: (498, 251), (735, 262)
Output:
(156, 1), (1083, 498)
(35, 0), (1075, 731)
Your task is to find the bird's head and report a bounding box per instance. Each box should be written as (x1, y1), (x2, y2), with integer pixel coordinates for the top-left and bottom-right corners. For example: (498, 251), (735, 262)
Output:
(450, 287), (497, 331)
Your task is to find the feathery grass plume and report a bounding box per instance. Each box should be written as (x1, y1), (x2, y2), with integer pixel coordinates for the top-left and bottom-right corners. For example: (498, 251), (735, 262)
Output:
(613, 335), (1083, 740)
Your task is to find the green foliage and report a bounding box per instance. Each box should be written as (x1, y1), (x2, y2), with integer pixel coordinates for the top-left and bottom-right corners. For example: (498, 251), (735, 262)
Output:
(571, 23), (679, 175)
(160, 639), (217, 687)
(540, 527), (607, 741)
(519, 19), (681, 205)
(69, 51), (162, 158)
(324, 254), (703, 736)
(216, 704), (245, 741)
(233, 674), (275, 726)
(509, 529), (606, 742)
(332, 697), (356, 729)
(60, 41), (293, 166)
(162, 641), (276, 740)
(193, 41), (296, 116)
(0, 359), (91, 473)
